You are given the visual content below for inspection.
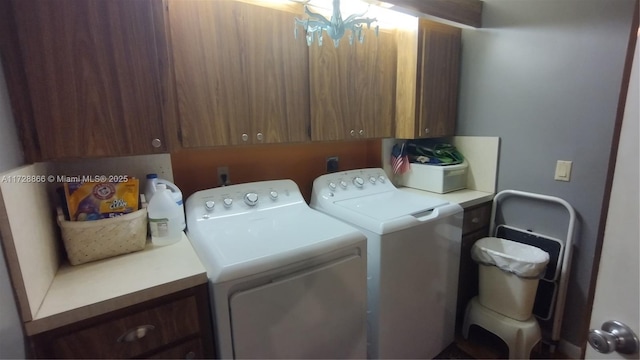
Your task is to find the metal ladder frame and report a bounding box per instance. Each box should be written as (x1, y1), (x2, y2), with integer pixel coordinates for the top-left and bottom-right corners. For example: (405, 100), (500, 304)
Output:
(489, 190), (576, 347)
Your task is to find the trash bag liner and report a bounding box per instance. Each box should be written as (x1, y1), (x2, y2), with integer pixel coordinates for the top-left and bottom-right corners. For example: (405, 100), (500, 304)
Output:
(472, 237), (550, 278)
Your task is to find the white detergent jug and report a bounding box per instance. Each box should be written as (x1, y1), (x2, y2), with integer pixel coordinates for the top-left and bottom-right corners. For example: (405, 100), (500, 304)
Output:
(147, 184), (182, 246)
(145, 173), (185, 230)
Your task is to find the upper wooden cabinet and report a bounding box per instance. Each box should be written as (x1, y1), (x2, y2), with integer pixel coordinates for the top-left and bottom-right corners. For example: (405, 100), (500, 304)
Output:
(308, 29), (397, 141)
(396, 19), (461, 139)
(167, 0), (310, 147)
(9, 0), (168, 160)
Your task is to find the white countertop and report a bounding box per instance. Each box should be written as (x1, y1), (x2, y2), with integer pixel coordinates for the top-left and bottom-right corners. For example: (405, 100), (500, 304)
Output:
(399, 187), (494, 208)
(24, 233), (207, 335)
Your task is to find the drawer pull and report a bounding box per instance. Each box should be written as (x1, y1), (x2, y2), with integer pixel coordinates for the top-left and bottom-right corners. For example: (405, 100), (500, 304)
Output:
(471, 217), (480, 224)
(117, 325), (155, 343)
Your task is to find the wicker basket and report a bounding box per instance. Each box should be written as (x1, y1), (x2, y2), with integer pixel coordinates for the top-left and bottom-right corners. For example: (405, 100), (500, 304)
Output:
(57, 208), (148, 265)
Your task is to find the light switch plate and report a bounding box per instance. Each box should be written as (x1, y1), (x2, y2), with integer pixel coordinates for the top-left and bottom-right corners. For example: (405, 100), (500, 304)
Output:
(554, 160), (572, 181)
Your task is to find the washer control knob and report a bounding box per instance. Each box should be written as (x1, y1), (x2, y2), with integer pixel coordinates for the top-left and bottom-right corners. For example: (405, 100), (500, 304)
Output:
(328, 182), (337, 191)
(269, 190), (278, 200)
(353, 177), (365, 188)
(378, 175), (386, 183)
(223, 198), (233, 208)
(244, 192), (258, 206)
(339, 180), (348, 189)
(205, 200), (215, 212)
(369, 176), (377, 184)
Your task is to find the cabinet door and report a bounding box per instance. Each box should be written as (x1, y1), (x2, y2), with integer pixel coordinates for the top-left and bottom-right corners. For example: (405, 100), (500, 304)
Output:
(416, 20), (461, 138)
(12, 0), (167, 159)
(309, 29), (396, 141)
(168, 0), (310, 147)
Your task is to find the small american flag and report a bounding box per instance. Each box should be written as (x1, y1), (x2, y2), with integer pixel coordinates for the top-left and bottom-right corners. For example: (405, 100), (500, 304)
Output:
(391, 142), (410, 174)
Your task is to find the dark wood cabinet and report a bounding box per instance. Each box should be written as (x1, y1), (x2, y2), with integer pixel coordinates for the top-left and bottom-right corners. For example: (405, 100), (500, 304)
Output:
(416, 20), (461, 138)
(396, 19), (461, 139)
(167, 0), (310, 147)
(9, 0), (169, 160)
(29, 285), (214, 359)
(308, 28), (397, 141)
(456, 201), (492, 331)
(147, 338), (204, 359)
(3, 0), (459, 160)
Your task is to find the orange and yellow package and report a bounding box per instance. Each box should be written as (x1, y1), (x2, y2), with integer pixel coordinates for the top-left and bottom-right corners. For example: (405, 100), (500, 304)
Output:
(64, 179), (139, 221)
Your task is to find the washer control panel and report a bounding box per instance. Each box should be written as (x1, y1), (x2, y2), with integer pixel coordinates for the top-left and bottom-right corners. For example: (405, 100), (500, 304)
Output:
(186, 179), (305, 220)
(313, 168), (395, 202)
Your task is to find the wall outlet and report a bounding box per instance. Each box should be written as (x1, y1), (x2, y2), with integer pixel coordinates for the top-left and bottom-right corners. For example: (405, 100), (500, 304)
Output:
(326, 156), (339, 173)
(217, 166), (230, 186)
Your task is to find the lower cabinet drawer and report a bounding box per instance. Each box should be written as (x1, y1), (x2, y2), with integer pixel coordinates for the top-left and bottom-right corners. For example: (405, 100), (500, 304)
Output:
(462, 202), (492, 235)
(50, 295), (200, 359)
(148, 338), (204, 359)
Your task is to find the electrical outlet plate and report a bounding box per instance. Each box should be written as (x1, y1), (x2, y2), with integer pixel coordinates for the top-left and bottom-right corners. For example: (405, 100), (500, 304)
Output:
(217, 166), (229, 186)
(554, 160), (572, 181)
(326, 156), (339, 173)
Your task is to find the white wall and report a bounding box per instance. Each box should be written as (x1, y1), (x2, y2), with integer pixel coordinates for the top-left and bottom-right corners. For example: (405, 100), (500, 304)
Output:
(585, 30), (639, 360)
(0, 59), (26, 358)
(457, 0), (636, 349)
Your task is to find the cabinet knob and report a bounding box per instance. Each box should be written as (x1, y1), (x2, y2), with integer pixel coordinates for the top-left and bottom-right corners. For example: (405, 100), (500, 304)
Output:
(185, 351), (196, 359)
(471, 217), (480, 224)
(241, 133), (249, 142)
(256, 132), (264, 141)
(117, 325), (155, 343)
(151, 138), (162, 148)
(424, 128), (430, 134)
(350, 130), (356, 137)
(359, 129), (364, 136)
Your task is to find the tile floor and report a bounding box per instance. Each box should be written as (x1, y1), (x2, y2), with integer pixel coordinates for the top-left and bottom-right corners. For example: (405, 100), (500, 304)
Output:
(434, 327), (571, 359)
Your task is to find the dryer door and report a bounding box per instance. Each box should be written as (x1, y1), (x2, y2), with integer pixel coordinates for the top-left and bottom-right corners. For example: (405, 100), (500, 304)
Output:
(229, 254), (366, 359)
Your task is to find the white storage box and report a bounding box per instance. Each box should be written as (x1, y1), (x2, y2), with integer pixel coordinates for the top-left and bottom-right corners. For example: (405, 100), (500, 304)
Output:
(398, 161), (468, 194)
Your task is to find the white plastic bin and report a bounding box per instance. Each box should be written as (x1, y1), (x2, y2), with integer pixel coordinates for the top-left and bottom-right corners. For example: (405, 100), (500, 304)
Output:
(472, 237), (550, 321)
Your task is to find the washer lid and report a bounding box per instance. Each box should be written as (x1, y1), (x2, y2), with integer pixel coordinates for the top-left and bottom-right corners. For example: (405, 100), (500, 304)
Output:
(335, 190), (448, 221)
(187, 204), (365, 283)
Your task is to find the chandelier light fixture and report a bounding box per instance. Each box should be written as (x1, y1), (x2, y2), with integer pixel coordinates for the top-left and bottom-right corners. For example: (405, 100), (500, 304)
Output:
(294, 0), (379, 47)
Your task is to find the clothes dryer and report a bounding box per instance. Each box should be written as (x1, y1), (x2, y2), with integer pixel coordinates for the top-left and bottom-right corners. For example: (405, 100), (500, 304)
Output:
(187, 180), (367, 359)
(311, 169), (463, 359)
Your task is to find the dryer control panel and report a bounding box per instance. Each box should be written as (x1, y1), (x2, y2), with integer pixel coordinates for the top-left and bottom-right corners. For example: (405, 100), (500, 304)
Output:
(186, 179), (305, 220)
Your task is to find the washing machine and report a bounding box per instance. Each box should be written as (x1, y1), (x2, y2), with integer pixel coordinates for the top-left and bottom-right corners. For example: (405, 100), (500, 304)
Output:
(186, 180), (367, 359)
(310, 169), (463, 359)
